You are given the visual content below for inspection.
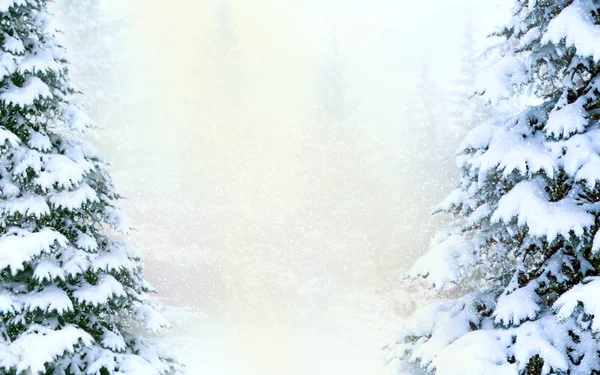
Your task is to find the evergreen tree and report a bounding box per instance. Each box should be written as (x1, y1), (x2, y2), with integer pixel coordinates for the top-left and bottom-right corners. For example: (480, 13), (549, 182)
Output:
(0, 1), (179, 373)
(294, 35), (405, 288)
(316, 36), (358, 128)
(216, 0), (238, 69)
(386, 1), (600, 374)
(211, 0), (244, 109)
(446, 1), (509, 138)
(405, 57), (447, 172)
(446, 1), (479, 137)
(401, 57), (454, 242)
(53, 0), (127, 125)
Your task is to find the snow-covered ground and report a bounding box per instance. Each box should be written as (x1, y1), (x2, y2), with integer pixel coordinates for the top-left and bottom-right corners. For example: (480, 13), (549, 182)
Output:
(159, 299), (394, 375)
(142, 247), (405, 373)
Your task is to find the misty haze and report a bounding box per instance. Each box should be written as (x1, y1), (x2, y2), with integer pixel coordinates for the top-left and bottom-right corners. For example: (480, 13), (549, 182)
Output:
(54, 0), (509, 374)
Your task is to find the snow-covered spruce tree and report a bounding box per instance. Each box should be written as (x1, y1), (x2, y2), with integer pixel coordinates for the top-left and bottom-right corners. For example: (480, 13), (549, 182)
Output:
(53, 0), (127, 125)
(401, 57), (454, 217)
(316, 36), (358, 128)
(211, 0), (244, 109)
(406, 58), (446, 164)
(445, 1), (479, 138)
(386, 1), (600, 374)
(0, 1), (179, 374)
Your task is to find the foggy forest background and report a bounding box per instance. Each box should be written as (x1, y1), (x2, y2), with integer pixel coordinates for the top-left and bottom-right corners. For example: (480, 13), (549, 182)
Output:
(54, 0), (514, 373)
